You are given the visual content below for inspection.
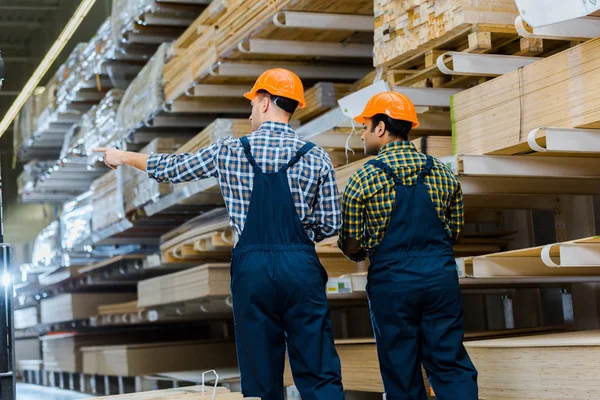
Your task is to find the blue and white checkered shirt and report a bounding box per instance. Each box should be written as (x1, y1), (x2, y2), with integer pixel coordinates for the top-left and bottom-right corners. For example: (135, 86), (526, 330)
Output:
(146, 121), (341, 242)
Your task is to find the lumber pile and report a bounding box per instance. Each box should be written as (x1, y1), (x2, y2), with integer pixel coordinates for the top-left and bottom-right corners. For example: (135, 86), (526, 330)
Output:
(411, 136), (452, 158)
(98, 301), (141, 316)
(465, 330), (600, 399)
(88, 385), (253, 400)
(293, 83), (353, 123)
(14, 307), (39, 329)
(177, 119), (253, 153)
(138, 263), (230, 308)
(91, 170), (123, 231)
(452, 37), (600, 155)
(81, 340), (238, 376)
(60, 191), (93, 255)
(31, 221), (62, 271)
(373, 0), (519, 68)
(40, 293), (136, 324)
(122, 138), (188, 213)
(163, 0), (374, 102)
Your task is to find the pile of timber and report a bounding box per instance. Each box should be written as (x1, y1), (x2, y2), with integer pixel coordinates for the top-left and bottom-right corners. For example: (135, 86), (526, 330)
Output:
(465, 236), (600, 278)
(88, 386), (256, 400)
(293, 83), (353, 123)
(60, 191), (94, 256)
(177, 118), (253, 152)
(17, 160), (57, 202)
(40, 293), (136, 324)
(122, 138), (188, 214)
(37, 265), (83, 287)
(465, 330), (600, 399)
(31, 221), (62, 272)
(111, 0), (210, 52)
(163, 0), (374, 103)
(91, 170), (127, 232)
(137, 263), (230, 308)
(373, 0), (519, 69)
(81, 340), (238, 377)
(97, 301), (141, 316)
(452, 37), (600, 155)
(14, 307), (39, 330)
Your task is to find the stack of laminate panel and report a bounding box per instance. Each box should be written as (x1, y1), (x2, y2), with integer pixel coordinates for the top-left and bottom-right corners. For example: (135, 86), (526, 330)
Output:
(122, 138), (189, 214)
(176, 118), (253, 152)
(17, 160), (57, 203)
(111, 0), (211, 52)
(465, 330), (600, 399)
(97, 301), (141, 316)
(293, 83), (353, 123)
(13, 90), (42, 160)
(87, 386), (252, 400)
(137, 263), (230, 308)
(40, 293), (137, 324)
(373, 0), (519, 69)
(14, 307), (39, 329)
(56, 43), (96, 105)
(81, 340), (238, 376)
(30, 221), (62, 273)
(452, 37), (600, 155)
(163, 0), (374, 103)
(91, 170), (123, 232)
(60, 191), (95, 263)
(15, 337), (42, 363)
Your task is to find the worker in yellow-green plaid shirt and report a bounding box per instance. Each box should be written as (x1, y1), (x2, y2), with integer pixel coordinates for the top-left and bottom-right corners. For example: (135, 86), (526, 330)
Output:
(338, 92), (478, 400)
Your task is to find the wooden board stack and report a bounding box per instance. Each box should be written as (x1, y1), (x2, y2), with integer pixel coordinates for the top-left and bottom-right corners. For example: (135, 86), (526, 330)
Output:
(88, 385), (257, 400)
(162, 0), (373, 102)
(122, 137), (189, 214)
(40, 293), (136, 324)
(178, 119), (253, 153)
(452, 37), (600, 155)
(91, 170), (123, 232)
(138, 264), (230, 308)
(81, 340), (238, 377)
(293, 83), (353, 123)
(465, 330), (600, 399)
(14, 307), (39, 329)
(373, 0), (519, 68)
(412, 136), (452, 158)
(97, 301), (141, 316)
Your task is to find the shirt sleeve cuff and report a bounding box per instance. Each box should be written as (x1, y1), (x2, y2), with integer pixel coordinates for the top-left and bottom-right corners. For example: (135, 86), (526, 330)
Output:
(146, 152), (162, 179)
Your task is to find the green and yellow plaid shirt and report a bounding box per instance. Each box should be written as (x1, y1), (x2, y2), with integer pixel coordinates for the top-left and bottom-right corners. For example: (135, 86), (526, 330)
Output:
(339, 141), (464, 254)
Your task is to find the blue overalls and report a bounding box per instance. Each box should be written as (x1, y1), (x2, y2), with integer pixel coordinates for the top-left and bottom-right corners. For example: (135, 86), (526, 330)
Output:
(230, 136), (344, 400)
(365, 157), (478, 400)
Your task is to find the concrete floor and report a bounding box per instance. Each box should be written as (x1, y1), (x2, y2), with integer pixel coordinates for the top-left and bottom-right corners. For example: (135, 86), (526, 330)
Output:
(17, 383), (92, 400)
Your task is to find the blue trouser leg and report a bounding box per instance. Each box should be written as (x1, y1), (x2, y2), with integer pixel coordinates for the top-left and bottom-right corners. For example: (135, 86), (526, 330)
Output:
(278, 250), (344, 400)
(231, 251), (286, 400)
(367, 264), (428, 400)
(420, 260), (478, 400)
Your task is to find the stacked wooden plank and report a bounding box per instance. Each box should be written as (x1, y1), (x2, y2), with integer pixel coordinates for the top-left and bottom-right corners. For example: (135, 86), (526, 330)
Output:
(81, 340), (238, 376)
(452, 37), (600, 155)
(412, 136), (452, 158)
(465, 330), (600, 399)
(38, 265), (83, 286)
(138, 264), (230, 308)
(373, 0), (519, 68)
(163, 0), (374, 103)
(91, 170), (123, 232)
(177, 119), (253, 152)
(293, 83), (353, 123)
(40, 293), (136, 324)
(123, 138), (188, 214)
(88, 385), (251, 400)
(98, 301), (141, 316)
(14, 307), (39, 330)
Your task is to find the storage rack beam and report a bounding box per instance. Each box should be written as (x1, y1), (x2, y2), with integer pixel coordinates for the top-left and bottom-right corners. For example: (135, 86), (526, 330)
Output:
(208, 61), (371, 81)
(237, 39), (373, 58)
(273, 11), (374, 31)
(437, 52), (541, 77)
(516, 16), (600, 41)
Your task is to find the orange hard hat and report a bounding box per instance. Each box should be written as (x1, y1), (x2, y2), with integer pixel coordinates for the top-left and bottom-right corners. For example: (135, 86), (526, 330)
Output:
(354, 91), (419, 128)
(244, 68), (306, 109)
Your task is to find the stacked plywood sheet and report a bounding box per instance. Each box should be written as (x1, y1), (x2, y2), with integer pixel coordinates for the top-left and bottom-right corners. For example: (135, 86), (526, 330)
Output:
(373, 0), (519, 68)
(412, 136), (452, 158)
(465, 330), (600, 399)
(163, 0), (373, 102)
(178, 119), (253, 153)
(91, 171), (123, 231)
(123, 138), (188, 214)
(293, 83), (353, 123)
(41, 293), (136, 324)
(15, 337), (41, 362)
(452, 37), (600, 155)
(138, 264), (230, 308)
(81, 340), (238, 377)
(88, 385), (251, 400)
(14, 307), (39, 330)
(98, 301), (141, 316)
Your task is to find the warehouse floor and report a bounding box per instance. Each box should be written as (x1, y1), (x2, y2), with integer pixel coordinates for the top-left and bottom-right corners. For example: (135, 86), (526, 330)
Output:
(17, 383), (92, 399)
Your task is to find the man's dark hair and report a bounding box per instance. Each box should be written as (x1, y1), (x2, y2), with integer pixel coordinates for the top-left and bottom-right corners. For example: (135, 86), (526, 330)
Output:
(256, 89), (299, 114)
(370, 114), (413, 141)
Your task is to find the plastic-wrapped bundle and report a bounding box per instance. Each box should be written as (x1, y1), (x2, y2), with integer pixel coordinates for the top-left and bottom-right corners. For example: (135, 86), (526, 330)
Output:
(122, 137), (187, 213)
(60, 191), (93, 255)
(91, 170), (124, 232)
(116, 43), (168, 135)
(17, 160), (56, 199)
(56, 43), (87, 105)
(83, 89), (124, 163)
(31, 221), (62, 271)
(13, 93), (40, 156)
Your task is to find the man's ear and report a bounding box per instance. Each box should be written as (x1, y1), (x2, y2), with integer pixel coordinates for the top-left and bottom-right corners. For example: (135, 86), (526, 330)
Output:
(261, 95), (270, 113)
(376, 120), (386, 137)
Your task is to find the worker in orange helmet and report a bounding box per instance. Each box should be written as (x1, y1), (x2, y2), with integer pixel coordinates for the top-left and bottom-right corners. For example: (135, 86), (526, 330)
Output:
(338, 92), (478, 400)
(94, 69), (344, 400)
